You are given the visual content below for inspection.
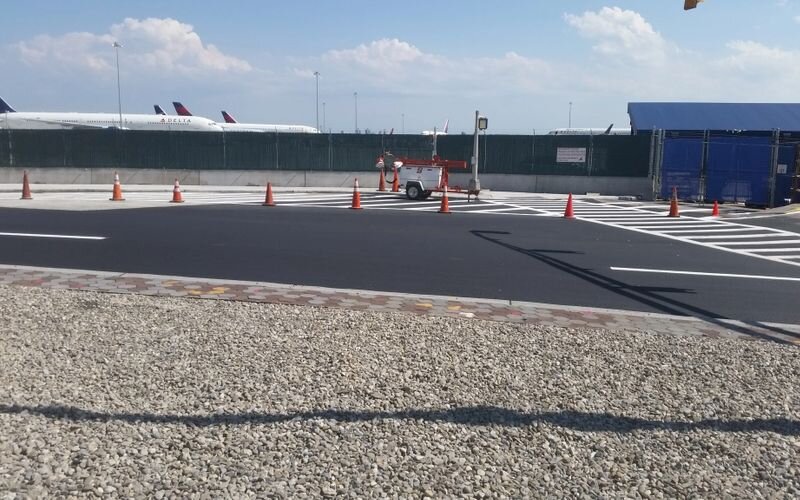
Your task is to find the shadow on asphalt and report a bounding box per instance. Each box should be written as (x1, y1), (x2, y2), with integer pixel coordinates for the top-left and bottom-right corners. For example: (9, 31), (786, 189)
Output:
(2, 404), (797, 435)
(471, 230), (798, 344)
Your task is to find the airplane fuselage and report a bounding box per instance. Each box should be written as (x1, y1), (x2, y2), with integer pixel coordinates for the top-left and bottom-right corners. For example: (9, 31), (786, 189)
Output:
(0, 111), (223, 132)
(219, 122), (319, 134)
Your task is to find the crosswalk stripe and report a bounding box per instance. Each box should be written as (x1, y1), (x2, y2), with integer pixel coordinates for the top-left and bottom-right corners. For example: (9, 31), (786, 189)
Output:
(713, 239), (800, 246)
(749, 247), (800, 253)
(689, 233), (780, 240)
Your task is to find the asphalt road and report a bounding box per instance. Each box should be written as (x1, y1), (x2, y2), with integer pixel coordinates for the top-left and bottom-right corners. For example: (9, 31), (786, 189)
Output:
(1, 205), (799, 325)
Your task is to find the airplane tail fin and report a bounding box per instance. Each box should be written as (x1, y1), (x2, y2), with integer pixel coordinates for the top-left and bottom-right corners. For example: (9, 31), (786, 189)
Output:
(221, 111), (237, 124)
(604, 123), (614, 135)
(443, 119), (449, 134)
(173, 102), (193, 116)
(0, 96), (16, 113)
(154, 104), (166, 115)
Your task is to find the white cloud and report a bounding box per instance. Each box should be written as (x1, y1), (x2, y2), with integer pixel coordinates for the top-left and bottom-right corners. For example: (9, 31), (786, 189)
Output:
(565, 7), (672, 64)
(299, 39), (558, 98)
(13, 17), (251, 76)
(323, 38), (434, 71)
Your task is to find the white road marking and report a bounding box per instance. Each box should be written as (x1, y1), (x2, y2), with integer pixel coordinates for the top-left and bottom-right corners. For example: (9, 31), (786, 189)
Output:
(0, 232), (106, 240)
(659, 227), (764, 234)
(690, 233), (778, 240)
(610, 266), (800, 282)
(751, 247), (800, 253)
(716, 239), (800, 246)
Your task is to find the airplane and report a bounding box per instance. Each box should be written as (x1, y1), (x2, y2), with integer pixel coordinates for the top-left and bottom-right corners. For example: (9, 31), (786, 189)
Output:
(0, 96), (223, 132)
(422, 119), (449, 136)
(154, 104), (167, 115)
(172, 101), (318, 133)
(547, 124), (631, 136)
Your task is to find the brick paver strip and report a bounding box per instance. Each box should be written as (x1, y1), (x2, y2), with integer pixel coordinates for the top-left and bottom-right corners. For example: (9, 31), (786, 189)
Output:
(0, 264), (797, 345)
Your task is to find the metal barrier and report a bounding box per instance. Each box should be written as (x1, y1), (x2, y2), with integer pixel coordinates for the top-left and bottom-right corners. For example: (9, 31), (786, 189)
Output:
(0, 129), (651, 178)
(654, 130), (798, 207)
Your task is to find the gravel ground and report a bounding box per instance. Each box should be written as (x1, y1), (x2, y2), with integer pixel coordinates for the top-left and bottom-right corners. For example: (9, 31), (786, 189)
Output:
(0, 285), (798, 499)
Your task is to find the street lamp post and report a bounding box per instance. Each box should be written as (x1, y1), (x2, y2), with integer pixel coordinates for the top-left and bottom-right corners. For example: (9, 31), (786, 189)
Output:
(113, 42), (123, 129)
(568, 101), (573, 129)
(313, 71), (320, 132)
(354, 92), (358, 133)
(322, 102), (326, 132)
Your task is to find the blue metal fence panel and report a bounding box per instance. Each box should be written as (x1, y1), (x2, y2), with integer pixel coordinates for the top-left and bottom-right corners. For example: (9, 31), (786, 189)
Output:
(705, 136), (771, 205)
(661, 137), (703, 199)
(775, 144), (796, 206)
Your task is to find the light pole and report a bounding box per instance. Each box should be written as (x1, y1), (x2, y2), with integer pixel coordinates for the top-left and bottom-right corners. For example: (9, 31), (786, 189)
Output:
(322, 101), (326, 132)
(353, 92), (358, 133)
(568, 101), (573, 129)
(313, 71), (320, 132)
(113, 42), (123, 129)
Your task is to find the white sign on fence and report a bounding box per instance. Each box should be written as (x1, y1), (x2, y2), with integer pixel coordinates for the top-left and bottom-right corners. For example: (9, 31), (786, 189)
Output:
(777, 164), (788, 174)
(556, 147), (587, 163)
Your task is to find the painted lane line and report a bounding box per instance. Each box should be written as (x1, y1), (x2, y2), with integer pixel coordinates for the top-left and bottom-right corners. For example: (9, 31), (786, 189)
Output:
(689, 233), (782, 240)
(599, 216), (706, 221)
(750, 247), (800, 253)
(481, 200), (554, 215)
(610, 267), (800, 282)
(714, 239), (800, 246)
(0, 232), (106, 240)
(580, 218), (800, 268)
(659, 227), (767, 234)
(625, 224), (723, 229)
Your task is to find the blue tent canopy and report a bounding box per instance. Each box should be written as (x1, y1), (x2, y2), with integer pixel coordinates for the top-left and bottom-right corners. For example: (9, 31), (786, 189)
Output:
(628, 102), (800, 133)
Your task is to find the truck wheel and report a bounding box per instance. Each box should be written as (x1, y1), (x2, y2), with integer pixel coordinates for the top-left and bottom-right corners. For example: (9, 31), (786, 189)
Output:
(406, 185), (422, 200)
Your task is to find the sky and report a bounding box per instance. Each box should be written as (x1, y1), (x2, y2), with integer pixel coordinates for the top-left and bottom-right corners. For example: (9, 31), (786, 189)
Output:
(1, 0), (799, 134)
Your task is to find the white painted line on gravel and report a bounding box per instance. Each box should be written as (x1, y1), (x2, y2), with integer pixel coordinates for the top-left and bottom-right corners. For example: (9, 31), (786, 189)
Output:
(610, 267), (800, 282)
(0, 232), (106, 240)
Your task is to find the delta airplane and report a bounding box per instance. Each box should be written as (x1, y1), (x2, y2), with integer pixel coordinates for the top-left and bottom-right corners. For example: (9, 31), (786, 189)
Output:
(172, 102), (318, 134)
(422, 119), (449, 136)
(154, 104), (167, 115)
(0, 97), (223, 132)
(548, 124), (631, 136)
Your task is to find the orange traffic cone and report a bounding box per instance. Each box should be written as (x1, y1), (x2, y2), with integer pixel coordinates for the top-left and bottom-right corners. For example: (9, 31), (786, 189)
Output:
(377, 169), (386, 192)
(350, 178), (362, 209)
(21, 171), (32, 200)
(668, 187), (679, 217)
(564, 193), (575, 219)
(391, 166), (400, 193)
(110, 172), (125, 201)
(263, 182), (276, 206)
(170, 179), (184, 203)
(438, 185), (451, 214)
(711, 200), (720, 217)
